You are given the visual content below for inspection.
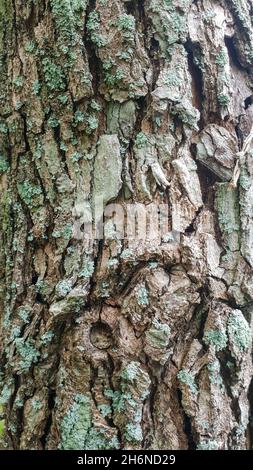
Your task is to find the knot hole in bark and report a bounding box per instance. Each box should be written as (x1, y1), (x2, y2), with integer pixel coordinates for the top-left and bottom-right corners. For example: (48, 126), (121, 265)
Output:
(89, 322), (114, 350)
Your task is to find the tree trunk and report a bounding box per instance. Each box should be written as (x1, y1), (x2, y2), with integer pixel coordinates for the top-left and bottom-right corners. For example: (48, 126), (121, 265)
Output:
(0, 0), (253, 451)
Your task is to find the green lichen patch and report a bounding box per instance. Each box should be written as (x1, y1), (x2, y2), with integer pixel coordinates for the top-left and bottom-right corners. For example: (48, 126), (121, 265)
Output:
(104, 67), (125, 87)
(60, 394), (91, 450)
(17, 307), (31, 324)
(207, 361), (224, 388)
(56, 279), (72, 297)
(80, 260), (95, 279)
(117, 14), (135, 42)
(13, 75), (24, 89)
(15, 338), (40, 373)
(24, 40), (36, 53)
(135, 132), (148, 149)
(120, 362), (140, 382)
(90, 99), (101, 112)
(148, 0), (190, 53)
(177, 369), (197, 394)
(60, 394), (119, 450)
(48, 116), (60, 128)
(87, 11), (107, 48)
(204, 329), (228, 351)
(52, 223), (72, 241)
(46, 0), (92, 97)
(104, 389), (135, 414)
(86, 115), (99, 134)
(217, 93), (230, 107)
(40, 331), (54, 345)
(215, 49), (227, 68)
(32, 80), (41, 95)
(83, 428), (120, 450)
(17, 181), (43, 209)
(0, 122), (8, 134)
(124, 422), (143, 443)
(145, 319), (171, 349)
(0, 384), (12, 405)
(197, 440), (219, 450)
(164, 65), (184, 87)
(105, 362), (150, 444)
(50, 0), (87, 44)
(215, 183), (240, 244)
(120, 248), (133, 259)
(97, 404), (112, 418)
(42, 57), (66, 92)
(73, 110), (85, 126)
(227, 310), (251, 351)
(31, 399), (43, 411)
(171, 100), (200, 130)
(136, 285), (149, 306)
(107, 258), (119, 268)
(0, 155), (9, 174)
(239, 167), (251, 191)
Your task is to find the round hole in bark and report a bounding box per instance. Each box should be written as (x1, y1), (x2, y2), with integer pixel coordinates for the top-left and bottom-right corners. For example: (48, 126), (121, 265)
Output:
(89, 322), (113, 350)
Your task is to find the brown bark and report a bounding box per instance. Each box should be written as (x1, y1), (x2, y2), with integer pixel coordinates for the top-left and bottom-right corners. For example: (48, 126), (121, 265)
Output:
(0, 0), (253, 450)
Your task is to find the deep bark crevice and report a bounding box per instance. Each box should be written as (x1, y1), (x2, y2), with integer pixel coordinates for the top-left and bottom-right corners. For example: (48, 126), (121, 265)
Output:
(185, 41), (204, 128)
(177, 388), (196, 450)
(40, 389), (56, 449)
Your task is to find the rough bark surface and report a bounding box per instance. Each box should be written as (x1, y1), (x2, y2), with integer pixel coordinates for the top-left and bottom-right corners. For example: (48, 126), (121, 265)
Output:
(0, 0), (253, 451)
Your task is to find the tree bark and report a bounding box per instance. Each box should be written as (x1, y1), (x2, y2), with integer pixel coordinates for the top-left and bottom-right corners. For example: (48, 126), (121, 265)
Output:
(0, 0), (253, 450)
